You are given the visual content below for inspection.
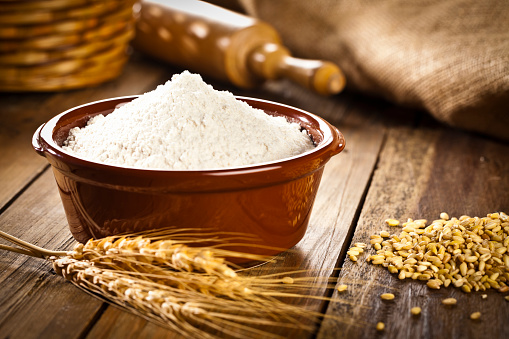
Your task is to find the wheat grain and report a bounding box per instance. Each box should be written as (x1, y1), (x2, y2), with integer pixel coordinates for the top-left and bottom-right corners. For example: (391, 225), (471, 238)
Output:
(366, 212), (509, 295)
(442, 297), (457, 305)
(470, 312), (481, 320)
(380, 293), (395, 300)
(410, 307), (421, 315)
(337, 284), (348, 292)
(385, 219), (400, 227)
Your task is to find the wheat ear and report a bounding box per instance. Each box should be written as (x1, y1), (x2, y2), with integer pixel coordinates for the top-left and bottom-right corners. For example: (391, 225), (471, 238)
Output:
(1, 228), (362, 338)
(52, 256), (323, 339)
(70, 236), (241, 278)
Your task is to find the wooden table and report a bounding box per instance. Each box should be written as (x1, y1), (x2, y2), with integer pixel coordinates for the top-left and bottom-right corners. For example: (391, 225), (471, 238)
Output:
(1, 53), (508, 339)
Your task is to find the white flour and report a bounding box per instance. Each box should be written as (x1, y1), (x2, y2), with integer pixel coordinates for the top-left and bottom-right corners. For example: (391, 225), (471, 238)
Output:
(63, 71), (315, 170)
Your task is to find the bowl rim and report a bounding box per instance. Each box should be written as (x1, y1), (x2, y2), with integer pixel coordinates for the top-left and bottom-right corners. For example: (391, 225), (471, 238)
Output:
(34, 95), (345, 176)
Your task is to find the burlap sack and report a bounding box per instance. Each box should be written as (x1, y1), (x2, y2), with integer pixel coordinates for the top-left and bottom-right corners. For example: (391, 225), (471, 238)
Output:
(235, 0), (509, 140)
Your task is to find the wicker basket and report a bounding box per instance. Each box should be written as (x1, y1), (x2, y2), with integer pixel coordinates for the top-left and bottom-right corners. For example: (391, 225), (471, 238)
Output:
(0, 0), (137, 91)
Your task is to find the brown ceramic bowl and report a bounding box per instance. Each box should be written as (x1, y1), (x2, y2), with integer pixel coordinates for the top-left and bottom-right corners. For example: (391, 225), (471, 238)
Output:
(32, 96), (345, 256)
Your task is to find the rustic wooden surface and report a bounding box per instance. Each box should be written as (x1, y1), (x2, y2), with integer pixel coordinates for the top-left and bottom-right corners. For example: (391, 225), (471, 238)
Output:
(0, 52), (508, 339)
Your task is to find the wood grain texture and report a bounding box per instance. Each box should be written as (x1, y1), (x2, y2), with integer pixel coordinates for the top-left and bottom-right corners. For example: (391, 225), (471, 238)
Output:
(0, 170), (103, 339)
(86, 308), (185, 339)
(318, 123), (509, 338)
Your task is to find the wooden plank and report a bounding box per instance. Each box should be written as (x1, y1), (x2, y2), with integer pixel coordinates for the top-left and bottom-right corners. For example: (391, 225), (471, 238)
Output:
(318, 124), (509, 338)
(87, 308), (185, 339)
(0, 170), (104, 339)
(84, 84), (409, 338)
(0, 53), (173, 210)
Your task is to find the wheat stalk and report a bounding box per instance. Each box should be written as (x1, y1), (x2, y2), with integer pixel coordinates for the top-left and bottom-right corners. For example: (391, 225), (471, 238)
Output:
(53, 257), (289, 339)
(52, 256), (330, 339)
(0, 228), (360, 338)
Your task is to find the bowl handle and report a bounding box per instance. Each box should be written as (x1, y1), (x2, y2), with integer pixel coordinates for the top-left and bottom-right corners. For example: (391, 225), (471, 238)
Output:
(32, 124), (46, 157)
(331, 126), (346, 156)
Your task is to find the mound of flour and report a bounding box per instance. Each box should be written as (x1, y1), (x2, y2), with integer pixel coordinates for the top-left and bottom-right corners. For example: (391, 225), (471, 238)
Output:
(62, 71), (315, 170)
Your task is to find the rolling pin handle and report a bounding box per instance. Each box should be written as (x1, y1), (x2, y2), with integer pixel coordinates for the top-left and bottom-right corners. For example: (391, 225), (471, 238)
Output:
(247, 43), (345, 96)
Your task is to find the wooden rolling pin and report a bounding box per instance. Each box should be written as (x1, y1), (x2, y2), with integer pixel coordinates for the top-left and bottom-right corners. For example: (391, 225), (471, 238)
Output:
(132, 0), (345, 95)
